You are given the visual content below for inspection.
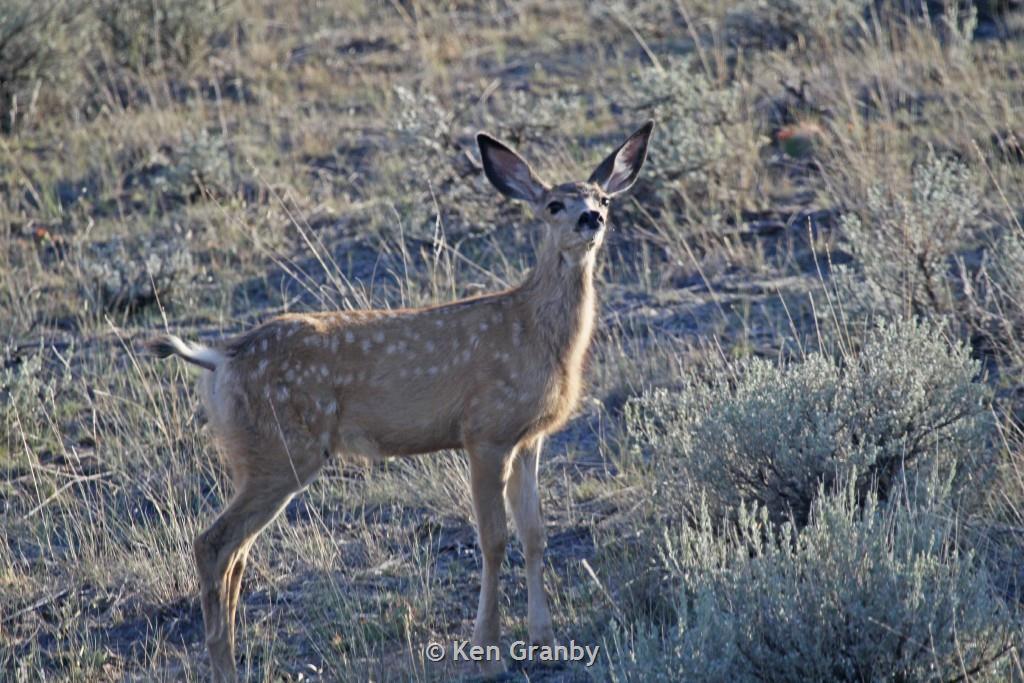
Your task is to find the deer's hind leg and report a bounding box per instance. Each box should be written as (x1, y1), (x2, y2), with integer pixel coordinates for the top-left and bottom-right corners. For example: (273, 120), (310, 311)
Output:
(194, 431), (325, 682)
(194, 477), (296, 682)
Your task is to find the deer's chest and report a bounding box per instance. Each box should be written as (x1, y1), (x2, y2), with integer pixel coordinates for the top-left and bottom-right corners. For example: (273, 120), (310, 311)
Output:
(511, 323), (594, 437)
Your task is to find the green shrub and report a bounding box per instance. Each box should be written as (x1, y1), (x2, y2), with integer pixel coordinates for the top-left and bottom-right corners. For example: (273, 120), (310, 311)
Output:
(623, 57), (761, 244)
(73, 235), (195, 316)
(0, 0), (83, 132)
(384, 85), (484, 240)
(388, 84), (577, 242)
(723, 0), (871, 50)
(0, 0), (237, 131)
(719, 0), (987, 53)
(626, 319), (994, 525)
(972, 229), (1024, 372)
(987, 231), (1024, 314)
(840, 154), (981, 318)
(148, 129), (239, 201)
(1, 351), (46, 457)
(92, 0), (236, 74)
(600, 483), (1019, 681)
(627, 58), (744, 191)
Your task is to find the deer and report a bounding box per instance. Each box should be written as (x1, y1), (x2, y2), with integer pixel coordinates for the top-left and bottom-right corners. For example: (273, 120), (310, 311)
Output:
(146, 120), (653, 681)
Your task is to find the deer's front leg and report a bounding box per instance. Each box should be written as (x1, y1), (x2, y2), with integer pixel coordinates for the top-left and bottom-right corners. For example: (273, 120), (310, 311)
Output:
(467, 443), (513, 675)
(507, 437), (555, 647)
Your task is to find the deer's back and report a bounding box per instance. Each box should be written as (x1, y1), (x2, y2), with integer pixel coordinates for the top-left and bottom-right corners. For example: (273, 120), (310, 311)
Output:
(203, 297), (587, 464)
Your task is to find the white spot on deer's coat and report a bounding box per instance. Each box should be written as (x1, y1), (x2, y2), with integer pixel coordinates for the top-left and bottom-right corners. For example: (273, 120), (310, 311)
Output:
(361, 339), (371, 352)
(479, 322), (489, 331)
(435, 319), (443, 328)
(260, 339), (268, 352)
(386, 343), (396, 354)
(319, 365), (329, 378)
(285, 369), (296, 381)
(373, 331), (385, 344)
(257, 359), (269, 375)
(325, 400), (337, 415)
(345, 331), (355, 344)
(425, 340), (435, 352)
(428, 366), (438, 376)
(277, 386), (289, 401)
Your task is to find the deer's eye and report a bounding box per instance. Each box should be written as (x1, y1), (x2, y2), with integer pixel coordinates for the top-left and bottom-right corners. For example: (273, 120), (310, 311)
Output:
(599, 196), (610, 207)
(547, 201), (565, 215)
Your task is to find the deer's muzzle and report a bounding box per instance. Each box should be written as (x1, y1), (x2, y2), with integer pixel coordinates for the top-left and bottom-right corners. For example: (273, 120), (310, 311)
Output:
(575, 211), (603, 232)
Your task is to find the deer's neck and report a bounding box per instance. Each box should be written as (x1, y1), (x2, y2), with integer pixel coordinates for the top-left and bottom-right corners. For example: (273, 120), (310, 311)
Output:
(518, 245), (598, 371)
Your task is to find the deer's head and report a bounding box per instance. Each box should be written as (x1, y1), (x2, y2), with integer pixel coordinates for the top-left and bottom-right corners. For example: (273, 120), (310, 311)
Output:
(477, 121), (654, 263)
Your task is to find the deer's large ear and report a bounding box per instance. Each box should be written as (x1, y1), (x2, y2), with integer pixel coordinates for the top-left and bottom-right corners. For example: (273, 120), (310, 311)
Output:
(588, 120), (655, 196)
(477, 133), (549, 203)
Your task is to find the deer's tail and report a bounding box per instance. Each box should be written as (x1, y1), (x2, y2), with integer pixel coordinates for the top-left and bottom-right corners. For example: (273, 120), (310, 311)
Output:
(146, 334), (223, 372)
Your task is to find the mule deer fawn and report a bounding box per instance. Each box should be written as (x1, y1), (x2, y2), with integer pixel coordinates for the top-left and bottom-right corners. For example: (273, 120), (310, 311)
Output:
(147, 121), (653, 680)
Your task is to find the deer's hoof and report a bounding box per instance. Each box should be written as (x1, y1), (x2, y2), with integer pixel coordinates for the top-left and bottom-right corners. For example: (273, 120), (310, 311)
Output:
(477, 656), (507, 678)
(530, 623), (556, 649)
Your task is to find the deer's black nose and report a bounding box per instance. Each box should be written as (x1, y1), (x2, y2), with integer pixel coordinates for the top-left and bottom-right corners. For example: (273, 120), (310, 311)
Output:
(576, 211), (603, 232)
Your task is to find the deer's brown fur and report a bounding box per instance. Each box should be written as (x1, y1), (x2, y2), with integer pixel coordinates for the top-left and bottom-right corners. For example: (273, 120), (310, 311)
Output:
(147, 121), (653, 681)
